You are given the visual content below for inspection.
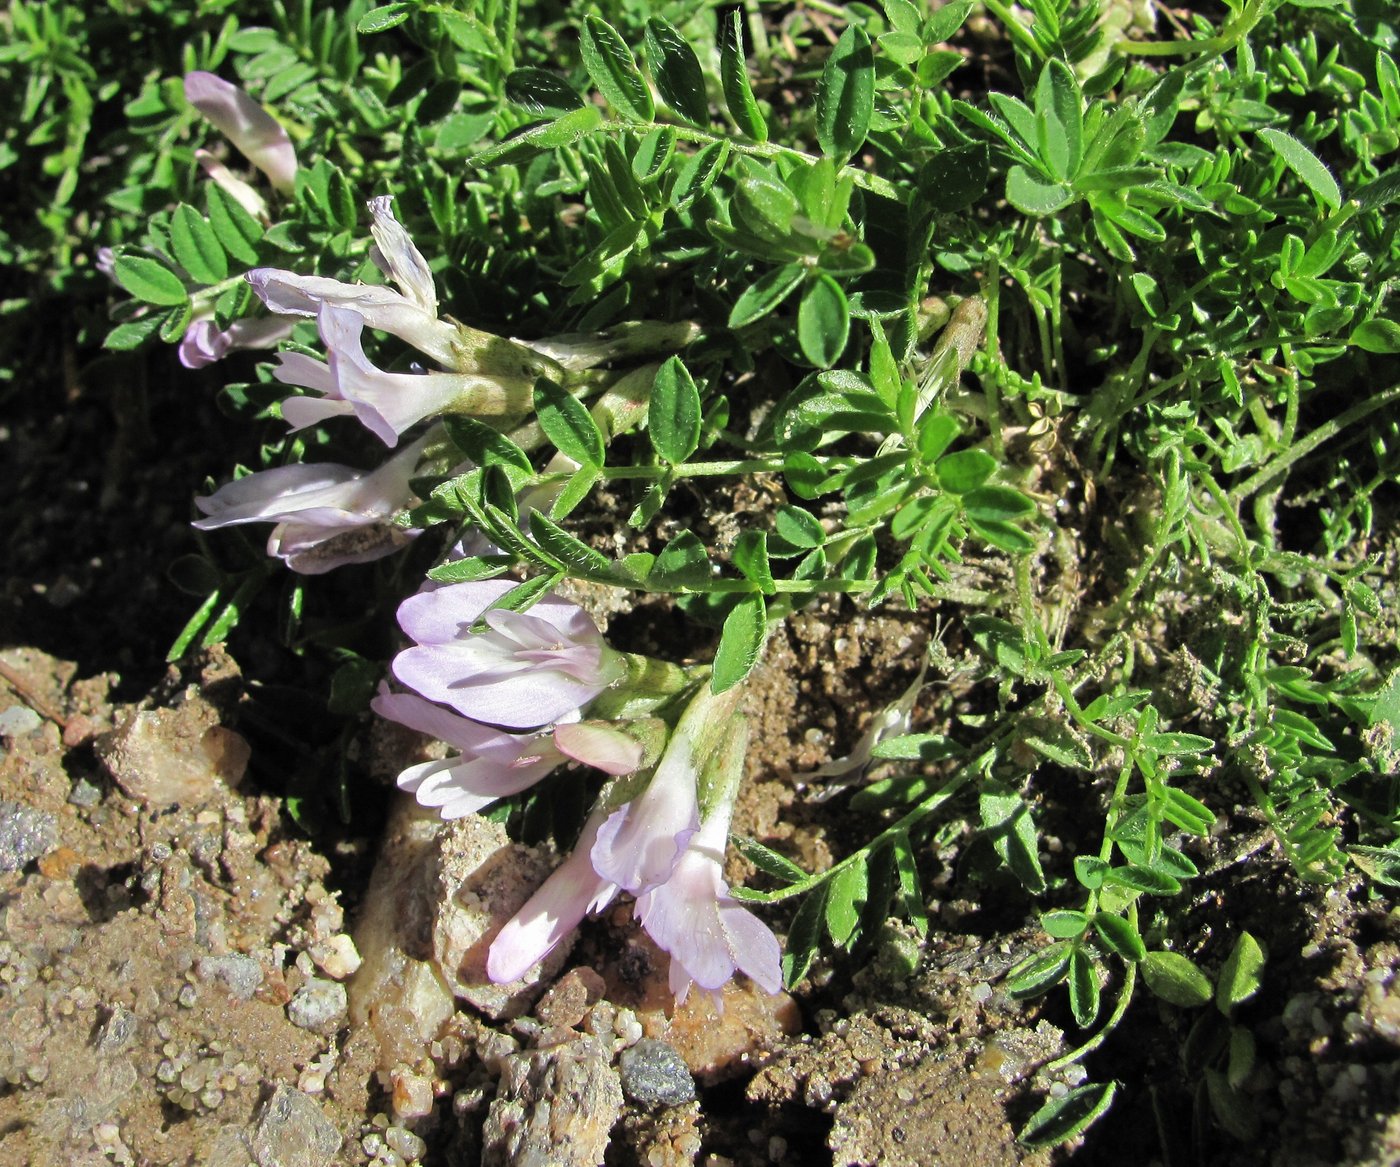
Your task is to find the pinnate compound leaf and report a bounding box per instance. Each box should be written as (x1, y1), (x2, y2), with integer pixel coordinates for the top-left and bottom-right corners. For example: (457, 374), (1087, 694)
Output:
(1259, 128), (1341, 210)
(1019, 1082), (1117, 1150)
(1141, 950), (1213, 1007)
(712, 593), (767, 693)
(645, 18), (708, 126)
(815, 26), (874, 160)
(649, 356), (702, 465)
(580, 16), (653, 122)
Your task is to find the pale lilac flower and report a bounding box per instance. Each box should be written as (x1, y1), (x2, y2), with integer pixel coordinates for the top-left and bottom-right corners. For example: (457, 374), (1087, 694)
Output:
(271, 303), (532, 447)
(486, 807), (620, 983)
(590, 685), (743, 894)
(193, 437), (426, 573)
(632, 721), (782, 1004)
(194, 148), (268, 219)
(373, 689), (569, 818)
(373, 687), (645, 818)
(184, 72), (297, 194)
(179, 316), (295, 369)
(390, 580), (626, 729)
(367, 196), (437, 314)
(248, 268), (464, 369)
(95, 247), (116, 279)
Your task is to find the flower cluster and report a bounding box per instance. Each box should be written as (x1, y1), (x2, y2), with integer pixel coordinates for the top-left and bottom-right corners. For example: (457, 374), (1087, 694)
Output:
(173, 160), (782, 1004)
(375, 580), (782, 1005)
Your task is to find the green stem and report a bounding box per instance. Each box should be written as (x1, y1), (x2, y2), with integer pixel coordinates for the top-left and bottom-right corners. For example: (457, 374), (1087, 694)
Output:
(1232, 382), (1400, 501)
(610, 120), (906, 204)
(744, 762), (985, 903)
(1042, 959), (1138, 1073)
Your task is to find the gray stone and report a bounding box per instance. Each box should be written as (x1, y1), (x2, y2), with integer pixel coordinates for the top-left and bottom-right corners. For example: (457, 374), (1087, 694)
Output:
(196, 954), (265, 1002)
(67, 777), (103, 807)
(0, 800), (57, 873)
(286, 978), (348, 1035)
(618, 1039), (696, 1108)
(0, 706), (42, 736)
(249, 1085), (342, 1167)
(482, 1036), (622, 1167)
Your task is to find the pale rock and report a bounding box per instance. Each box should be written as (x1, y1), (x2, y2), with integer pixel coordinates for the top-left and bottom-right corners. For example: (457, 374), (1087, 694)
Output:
(287, 977), (348, 1035)
(96, 695), (250, 808)
(249, 1085), (343, 1167)
(431, 813), (564, 1019)
(390, 1066), (436, 1119)
(608, 934), (801, 1083)
(308, 934), (362, 980)
(481, 1036), (623, 1167)
(349, 801), (458, 1071)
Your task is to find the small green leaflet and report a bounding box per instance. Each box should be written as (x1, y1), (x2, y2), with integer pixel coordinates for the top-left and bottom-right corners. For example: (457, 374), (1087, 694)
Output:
(113, 255), (188, 306)
(782, 883), (827, 987)
(797, 273), (849, 367)
(1141, 950), (1213, 1007)
(170, 205), (228, 284)
(1258, 128), (1342, 210)
(815, 26), (874, 161)
(720, 9), (767, 142)
(581, 15), (653, 122)
(825, 860), (868, 946)
(649, 357), (701, 465)
(644, 18), (708, 127)
(534, 377), (605, 467)
(1018, 1082), (1117, 1150)
(712, 593), (767, 693)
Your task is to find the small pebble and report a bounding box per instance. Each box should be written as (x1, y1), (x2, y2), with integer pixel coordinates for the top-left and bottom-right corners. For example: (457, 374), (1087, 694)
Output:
(67, 777), (103, 807)
(0, 706), (42, 737)
(307, 934), (362, 981)
(0, 801), (58, 873)
(195, 954), (264, 1002)
(287, 978), (348, 1035)
(618, 1038), (696, 1108)
(390, 1068), (434, 1119)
